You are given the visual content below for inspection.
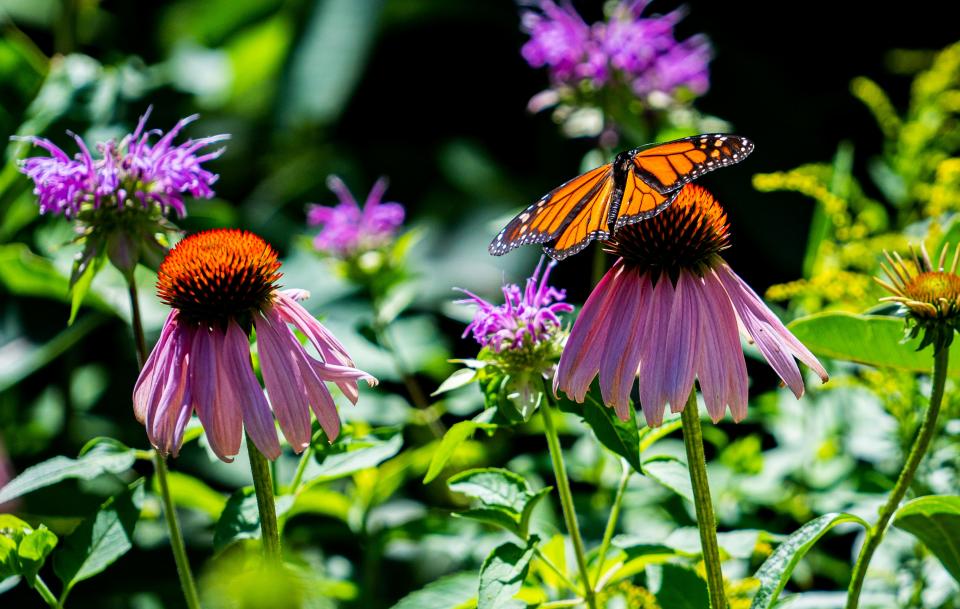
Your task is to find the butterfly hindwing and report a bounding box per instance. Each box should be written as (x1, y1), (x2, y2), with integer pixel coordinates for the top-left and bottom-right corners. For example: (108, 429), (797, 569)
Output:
(488, 163), (613, 256)
(630, 134), (754, 195)
(612, 171), (678, 231)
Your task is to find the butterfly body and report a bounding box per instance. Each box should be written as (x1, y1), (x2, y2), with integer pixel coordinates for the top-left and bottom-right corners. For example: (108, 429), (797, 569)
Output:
(489, 134), (754, 260)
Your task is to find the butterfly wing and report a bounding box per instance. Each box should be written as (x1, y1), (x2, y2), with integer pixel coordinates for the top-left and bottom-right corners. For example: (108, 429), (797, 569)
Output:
(542, 172), (617, 260)
(630, 134), (754, 195)
(611, 169), (679, 231)
(489, 163), (613, 256)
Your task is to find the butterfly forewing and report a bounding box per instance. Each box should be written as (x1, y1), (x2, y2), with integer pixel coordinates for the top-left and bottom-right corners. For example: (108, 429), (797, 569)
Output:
(543, 175), (617, 260)
(488, 163), (612, 256)
(630, 134), (754, 194)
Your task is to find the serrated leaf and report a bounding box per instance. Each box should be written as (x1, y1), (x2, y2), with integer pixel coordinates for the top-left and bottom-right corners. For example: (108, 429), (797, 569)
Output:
(788, 313), (960, 375)
(302, 432), (404, 486)
(423, 419), (496, 484)
(54, 481), (145, 595)
(894, 495), (960, 583)
(518, 487), (551, 540)
(389, 571), (477, 609)
(455, 507), (521, 535)
(448, 469), (530, 514)
(478, 537), (538, 609)
(749, 513), (868, 609)
(558, 392), (642, 473)
(0, 438), (136, 504)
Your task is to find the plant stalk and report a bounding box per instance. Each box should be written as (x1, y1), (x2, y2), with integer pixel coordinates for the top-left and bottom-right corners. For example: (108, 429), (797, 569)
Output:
(247, 437), (282, 561)
(845, 346), (949, 609)
(593, 459), (631, 589)
(34, 576), (61, 609)
(681, 389), (726, 609)
(541, 390), (598, 609)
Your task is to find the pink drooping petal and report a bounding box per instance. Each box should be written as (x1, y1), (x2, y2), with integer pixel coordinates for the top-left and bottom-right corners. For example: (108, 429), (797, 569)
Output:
(222, 321), (281, 460)
(295, 353), (342, 442)
(255, 309), (313, 453)
(133, 310), (179, 423)
(555, 259), (625, 401)
(191, 326), (243, 462)
(662, 271), (699, 415)
(637, 274), (675, 426)
(715, 263), (828, 397)
(691, 273), (732, 422)
(274, 289), (377, 402)
(598, 267), (647, 420)
(702, 270), (749, 421)
(146, 324), (195, 456)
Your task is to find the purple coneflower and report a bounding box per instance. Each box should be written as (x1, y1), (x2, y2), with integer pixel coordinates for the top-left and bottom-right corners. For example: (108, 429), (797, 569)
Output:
(520, 0), (712, 103)
(134, 229), (376, 462)
(555, 184), (828, 426)
(307, 176), (405, 258)
(15, 107), (227, 218)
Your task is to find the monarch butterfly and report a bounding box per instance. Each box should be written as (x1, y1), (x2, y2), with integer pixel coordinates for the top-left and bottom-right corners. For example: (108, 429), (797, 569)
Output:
(488, 134), (754, 260)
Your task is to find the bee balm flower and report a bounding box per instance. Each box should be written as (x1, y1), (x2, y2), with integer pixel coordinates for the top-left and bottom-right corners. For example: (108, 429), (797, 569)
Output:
(134, 229), (376, 462)
(554, 184), (828, 426)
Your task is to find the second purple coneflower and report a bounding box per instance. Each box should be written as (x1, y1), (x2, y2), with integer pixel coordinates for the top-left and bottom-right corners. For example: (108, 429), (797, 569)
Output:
(555, 184), (828, 426)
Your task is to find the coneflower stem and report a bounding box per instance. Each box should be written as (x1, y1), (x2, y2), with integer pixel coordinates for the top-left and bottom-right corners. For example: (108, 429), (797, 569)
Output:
(541, 387), (598, 609)
(125, 276), (201, 609)
(247, 438), (282, 561)
(845, 346), (949, 609)
(34, 575), (61, 609)
(681, 389), (726, 609)
(592, 459), (631, 589)
(154, 453), (202, 609)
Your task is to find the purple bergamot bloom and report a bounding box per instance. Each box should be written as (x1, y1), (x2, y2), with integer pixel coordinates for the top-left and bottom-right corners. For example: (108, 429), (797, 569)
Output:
(554, 185), (828, 426)
(307, 176), (405, 258)
(15, 107), (228, 218)
(134, 229), (377, 462)
(520, 0), (712, 105)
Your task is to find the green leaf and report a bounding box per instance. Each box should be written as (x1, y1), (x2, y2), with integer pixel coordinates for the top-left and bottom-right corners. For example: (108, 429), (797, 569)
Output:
(54, 481), (146, 596)
(214, 487), (295, 552)
(388, 571), (477, 609)
(423, 419), (496, 484)
(17, 525), (57, 586)
(432, 368), (478, 397)
(448, 468), (550, 538)
(68, 247), (105, 326)
(788, 313), (960, 375)
(478, 537), (538, 609)
(557, 393), (642, 473)
(643, 457), (694, 503)
(749, 512), (868, 609)
(0, 243), (110, 312)
(302, 431), (404, 485)
(894, 495), (960, 583)
(652, 563), (709, 609)
(153, 471), (228, 520)
(0, 438), (136, 504)
(279, 0), (381, 126)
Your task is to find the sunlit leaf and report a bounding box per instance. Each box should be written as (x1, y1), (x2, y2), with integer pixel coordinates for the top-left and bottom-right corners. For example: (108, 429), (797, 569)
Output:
(788, 312), (960, 375)
(478, 536), (538, 609)
(154, 471), (228, 521)
(643, 456), (693, 503)
(389, 571), (477, 609)
(448, 468), (550, 538)
(749, 513), (868, 609)
(0, 438), (136, 504)
(423, 418), (496, 484)
(53, 481), (145, 596)
(894, 495), (960, 583)
(302, 431), (404, 486)
(558, 392), (642, 472)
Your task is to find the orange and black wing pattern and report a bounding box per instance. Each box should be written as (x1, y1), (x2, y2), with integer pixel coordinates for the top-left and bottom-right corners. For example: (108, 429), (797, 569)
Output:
(488, 163), (613, 258)
(630, 134), (754, 194)
(611, 170), (679, 232)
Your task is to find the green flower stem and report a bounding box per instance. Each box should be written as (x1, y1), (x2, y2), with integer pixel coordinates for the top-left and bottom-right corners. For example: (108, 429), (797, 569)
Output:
(289, 444), (314, 494)
(126, 277), (201, 609)
(34, 575), (61, 609)
(845, 346), (949, 609)
(247, 437), (281, 561)
(541, 390), (599, 609)
(154, 452), (203, 609)
(127, 279), (147, 369)
(534, 547), (583, 595)
(592, 459), (631, 590)
(680, 389), (726, 609)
